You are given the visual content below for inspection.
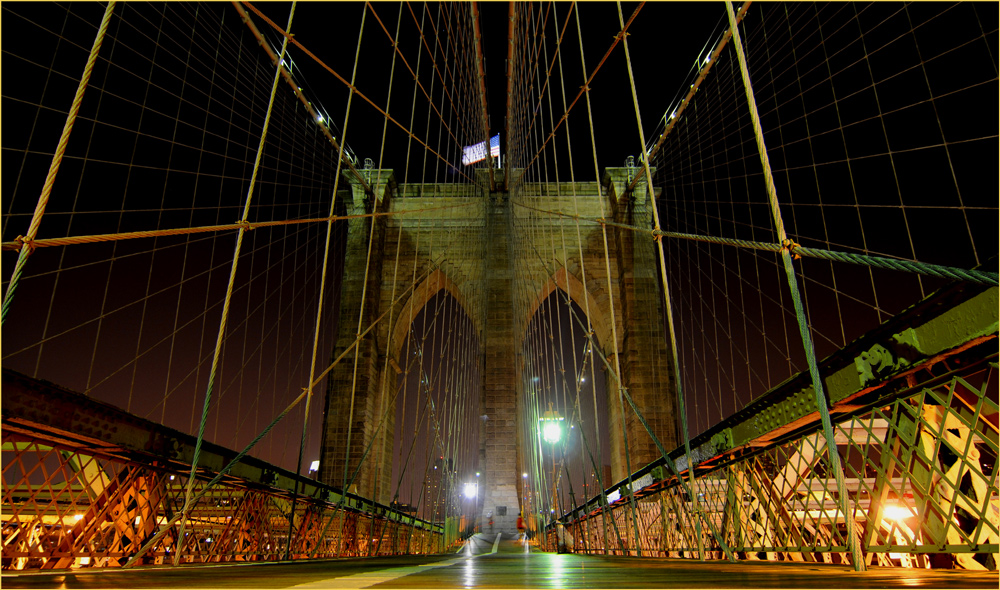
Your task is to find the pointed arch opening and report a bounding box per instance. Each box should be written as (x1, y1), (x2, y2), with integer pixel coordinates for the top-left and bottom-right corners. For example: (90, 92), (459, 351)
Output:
(518, 286), (612, 522)
(388, 288), (482, 528)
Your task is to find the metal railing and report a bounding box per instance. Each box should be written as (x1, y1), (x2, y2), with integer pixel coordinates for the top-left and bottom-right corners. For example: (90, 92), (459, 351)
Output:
(550, 284), (998, 570)
(1, 371), (444, 570)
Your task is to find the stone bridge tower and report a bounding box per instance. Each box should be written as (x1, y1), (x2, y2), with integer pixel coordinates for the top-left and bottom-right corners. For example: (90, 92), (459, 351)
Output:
(319, 168), (678, 536)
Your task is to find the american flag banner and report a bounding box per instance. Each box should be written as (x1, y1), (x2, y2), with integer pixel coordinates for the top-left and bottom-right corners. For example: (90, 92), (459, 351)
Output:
(461, 134), (500, 165)
(489, 134), (500, 159)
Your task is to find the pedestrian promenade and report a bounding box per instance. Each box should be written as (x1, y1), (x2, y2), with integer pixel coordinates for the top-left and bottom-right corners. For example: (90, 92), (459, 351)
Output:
(3, 534), (996, 589)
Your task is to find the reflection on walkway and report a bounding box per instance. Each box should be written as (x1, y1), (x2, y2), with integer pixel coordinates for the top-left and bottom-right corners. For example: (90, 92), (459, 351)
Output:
(2, 541), (997, 589)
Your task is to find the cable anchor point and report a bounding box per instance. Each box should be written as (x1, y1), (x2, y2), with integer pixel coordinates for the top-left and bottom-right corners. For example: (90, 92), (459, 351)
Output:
(781, 238), (801, 260)
(13, 235), (35, 255)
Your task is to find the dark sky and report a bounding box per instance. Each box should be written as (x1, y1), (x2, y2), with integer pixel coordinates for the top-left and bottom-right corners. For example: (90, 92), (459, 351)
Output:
(248, 1), (726, 180)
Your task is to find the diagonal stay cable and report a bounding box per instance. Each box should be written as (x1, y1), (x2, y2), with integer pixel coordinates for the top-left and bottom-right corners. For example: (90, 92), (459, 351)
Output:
(122, 259), (444, 567)
(2, 1), (116, 326)
(624, 1), (751, 196)
(240, 1), (477, 187)
(520, 1), (644, 175)
(172, 2), (297, 564)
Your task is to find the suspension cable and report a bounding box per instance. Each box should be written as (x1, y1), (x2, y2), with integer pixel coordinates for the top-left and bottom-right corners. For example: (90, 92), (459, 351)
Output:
(512, 202), (998, 286)
(724, 0), (866, 571)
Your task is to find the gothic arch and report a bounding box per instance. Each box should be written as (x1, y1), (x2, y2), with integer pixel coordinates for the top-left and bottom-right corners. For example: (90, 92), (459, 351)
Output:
(388, 268), (480, 363)
(522, 266), (615, 356)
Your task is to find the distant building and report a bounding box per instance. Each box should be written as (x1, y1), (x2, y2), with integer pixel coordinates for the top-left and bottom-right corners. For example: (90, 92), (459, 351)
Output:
(422, 457), (455, 523)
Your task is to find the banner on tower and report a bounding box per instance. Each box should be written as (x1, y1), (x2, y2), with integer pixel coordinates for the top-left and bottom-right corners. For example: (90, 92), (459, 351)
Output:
(461, 134), (500, 165)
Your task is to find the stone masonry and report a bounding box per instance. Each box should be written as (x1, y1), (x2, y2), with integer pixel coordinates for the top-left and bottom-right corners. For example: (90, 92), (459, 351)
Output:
(320, 168), (678, 525)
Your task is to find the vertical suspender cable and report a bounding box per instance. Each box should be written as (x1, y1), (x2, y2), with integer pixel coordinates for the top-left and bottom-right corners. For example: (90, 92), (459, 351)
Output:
(370, 0), (405, 515)
(470, 2), (496, 191)
(286, 0), (377, 559)
(173, 2), (297, 566)
(573, 6), (642, 557)
(2, 1), (116, 326)
(394, 4), (425, 545)
(550, 2), (622, 553)
(615, 0), (735, 563)
(337, 3), (369, 556)
(723, 0), (866, 571)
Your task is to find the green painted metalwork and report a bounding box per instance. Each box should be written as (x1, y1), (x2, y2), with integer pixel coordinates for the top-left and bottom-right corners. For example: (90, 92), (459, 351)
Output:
(558, 284), (998, 569)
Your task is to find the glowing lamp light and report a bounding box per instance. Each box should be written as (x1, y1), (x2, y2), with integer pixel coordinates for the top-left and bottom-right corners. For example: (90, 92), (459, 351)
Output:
(463, 482), (478, 499)
(883, 505), (911, 520)
(542, 421), (562, 443)
(74, 514), (84, 521)
(309, 460), (320, 472)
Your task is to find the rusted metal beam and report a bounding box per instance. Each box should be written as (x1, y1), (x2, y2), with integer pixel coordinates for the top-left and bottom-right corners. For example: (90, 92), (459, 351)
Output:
(1, 370), (440, 534)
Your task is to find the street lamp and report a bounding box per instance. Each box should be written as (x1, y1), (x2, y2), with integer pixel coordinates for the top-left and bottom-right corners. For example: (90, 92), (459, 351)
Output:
(539, 408), (564, 444)
(538, 406), (565, 544)
(463, 482), (478, 499)
(542, 420), (562, 443)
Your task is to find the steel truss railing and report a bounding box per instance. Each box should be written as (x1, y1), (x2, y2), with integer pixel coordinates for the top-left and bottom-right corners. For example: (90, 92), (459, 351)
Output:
(550, 284), (998, 570)
(1, 372), (444, 571)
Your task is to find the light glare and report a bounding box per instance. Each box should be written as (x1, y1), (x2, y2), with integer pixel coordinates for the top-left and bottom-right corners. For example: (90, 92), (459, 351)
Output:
(543, 421), (562, 443)
(883, 505), (911, 520)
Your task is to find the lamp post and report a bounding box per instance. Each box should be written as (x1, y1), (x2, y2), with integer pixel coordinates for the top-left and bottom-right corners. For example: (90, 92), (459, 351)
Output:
(539, 404), (563, 550)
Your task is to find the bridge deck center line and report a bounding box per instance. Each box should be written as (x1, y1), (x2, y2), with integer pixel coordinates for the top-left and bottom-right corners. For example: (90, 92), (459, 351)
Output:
(292, 557), (466, 589)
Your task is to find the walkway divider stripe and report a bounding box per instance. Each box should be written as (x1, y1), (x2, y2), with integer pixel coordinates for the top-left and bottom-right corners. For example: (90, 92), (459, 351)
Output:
(492, 533), (502, 554)
(293, 557), (464, 589)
